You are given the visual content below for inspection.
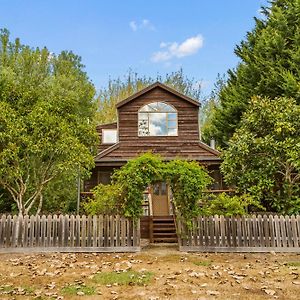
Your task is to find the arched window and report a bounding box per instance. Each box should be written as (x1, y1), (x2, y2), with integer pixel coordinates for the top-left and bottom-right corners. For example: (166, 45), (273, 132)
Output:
(138, 102), (178, 136)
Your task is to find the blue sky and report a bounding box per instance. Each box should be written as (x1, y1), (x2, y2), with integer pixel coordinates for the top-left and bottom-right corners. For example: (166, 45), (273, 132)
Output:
(0, 0), (267, 96)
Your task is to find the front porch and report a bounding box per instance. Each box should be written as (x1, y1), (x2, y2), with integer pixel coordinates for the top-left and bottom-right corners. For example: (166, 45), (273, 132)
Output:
(82, 163), (230, 244)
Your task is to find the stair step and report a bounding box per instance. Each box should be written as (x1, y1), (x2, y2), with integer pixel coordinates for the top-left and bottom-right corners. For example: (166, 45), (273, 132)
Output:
(153, 224), (175, 228)
(153, 237), (178, 242)
(152, 217), (174, 221)
(153, 232), (177, 236)
(153, 221), (175, 224)
(153, 227), (175, 229)
(153, 227), (176, 232)
(150, 216), (177, 243)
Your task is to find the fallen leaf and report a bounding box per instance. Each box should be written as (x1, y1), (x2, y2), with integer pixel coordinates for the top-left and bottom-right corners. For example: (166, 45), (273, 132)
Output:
(206, 290), (220, 296)
(77, 291), (85, 296)
(264, 289), (276, 296)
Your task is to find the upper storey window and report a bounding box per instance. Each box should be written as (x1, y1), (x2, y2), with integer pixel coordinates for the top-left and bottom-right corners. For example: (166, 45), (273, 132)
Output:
(138, 102), (178, 136)
(102, 129), (117, 144)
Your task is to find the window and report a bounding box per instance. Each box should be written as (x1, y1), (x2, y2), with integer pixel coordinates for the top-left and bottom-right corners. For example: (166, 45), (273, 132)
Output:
(102, 129), (117, 144)
(97, 171), (112, 185)
(138, 102), (178, 136)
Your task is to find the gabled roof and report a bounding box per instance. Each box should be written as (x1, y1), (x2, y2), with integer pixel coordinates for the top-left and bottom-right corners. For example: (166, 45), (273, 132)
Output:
(96, 122), (117, 130)
(94, 141), (220, 163)
(116, 82), (200, 108)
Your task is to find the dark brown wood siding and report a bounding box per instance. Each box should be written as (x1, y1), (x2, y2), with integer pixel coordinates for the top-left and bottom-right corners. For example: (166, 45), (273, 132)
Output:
(96, 123), (117, 153)
(118, 87), (200, 143)
(102, 86), (212, 159)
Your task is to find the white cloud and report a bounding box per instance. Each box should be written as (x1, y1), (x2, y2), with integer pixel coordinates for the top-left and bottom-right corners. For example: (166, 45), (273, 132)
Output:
(129, 21), (137, 31)
(160, 42), (168, 48)
(151, 34), (204, 63)
(152, 51), (172, 62)
(129, 19), (155, 31)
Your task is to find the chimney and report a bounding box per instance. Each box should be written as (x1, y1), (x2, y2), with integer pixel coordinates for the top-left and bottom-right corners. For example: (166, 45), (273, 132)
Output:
(210, 139), (216, 149)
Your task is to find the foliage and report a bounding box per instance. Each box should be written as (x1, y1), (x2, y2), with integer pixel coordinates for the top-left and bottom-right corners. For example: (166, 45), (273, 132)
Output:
(210, 0), (300, 146)
(200, 193), (264, 216)
(95, 68), (203, 124)
(221, 96), (300, 214)
(200, 98), (218, 144)
(83, 183), (123, 215)
(111, 153), (164, 219)
(165, 160), (212, 222)
(0, 187), (15, 213)
(42, 173), (78, 214)
(86, 153), (212, 222)
(201, 74), (225, 145)
(0, 29), (97, 215)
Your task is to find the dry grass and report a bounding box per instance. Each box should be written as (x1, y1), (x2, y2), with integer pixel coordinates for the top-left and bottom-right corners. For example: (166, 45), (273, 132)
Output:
(0, 246), (299, 299)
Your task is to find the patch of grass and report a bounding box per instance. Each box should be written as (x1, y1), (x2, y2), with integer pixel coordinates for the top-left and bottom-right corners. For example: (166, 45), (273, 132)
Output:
(61, 285), (95, 296)
(193, 260), (212, 267)
(0, 285), (34, 294)
(0, 285), (13, 293)
(285, 261), (300, 267)
(22, 286), (35, 294)
(93, 270), (153, 286)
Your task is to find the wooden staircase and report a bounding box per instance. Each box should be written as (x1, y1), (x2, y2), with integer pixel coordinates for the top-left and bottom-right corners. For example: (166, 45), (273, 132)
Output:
(150, 216), (178, 243)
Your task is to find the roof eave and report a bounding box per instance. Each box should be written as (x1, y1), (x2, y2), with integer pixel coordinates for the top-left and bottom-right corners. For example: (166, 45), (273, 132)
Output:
(116, 82), (200, 109)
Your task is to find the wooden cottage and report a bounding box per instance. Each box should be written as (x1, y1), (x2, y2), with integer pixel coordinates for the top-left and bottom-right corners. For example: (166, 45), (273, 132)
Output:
(84, 82), (223, 242)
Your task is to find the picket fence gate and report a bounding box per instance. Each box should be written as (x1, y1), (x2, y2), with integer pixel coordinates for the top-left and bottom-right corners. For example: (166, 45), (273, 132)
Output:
(0, 214), (140, 253)
(178, 215), (300, 252)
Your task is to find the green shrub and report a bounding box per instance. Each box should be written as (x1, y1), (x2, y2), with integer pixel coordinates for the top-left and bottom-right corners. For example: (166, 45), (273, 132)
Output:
(200, 193), (265, 216)
(83, 183), (123, 215)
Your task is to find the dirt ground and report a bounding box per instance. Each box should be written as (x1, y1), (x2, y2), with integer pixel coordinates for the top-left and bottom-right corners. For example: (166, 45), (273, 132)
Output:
(0, 244), (299, 300)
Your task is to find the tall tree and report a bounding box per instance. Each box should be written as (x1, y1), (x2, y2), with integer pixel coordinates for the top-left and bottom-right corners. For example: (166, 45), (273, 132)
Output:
(221, 96), (300, 214)
(0, 29), (97, 215)
(201, 74), (225, 144)
(211, 0), (300, 146)
(95, 69), (203, 124)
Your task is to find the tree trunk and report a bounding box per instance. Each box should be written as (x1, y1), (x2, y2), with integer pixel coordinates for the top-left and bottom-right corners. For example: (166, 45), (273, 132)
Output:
(36, 194), (43, 215)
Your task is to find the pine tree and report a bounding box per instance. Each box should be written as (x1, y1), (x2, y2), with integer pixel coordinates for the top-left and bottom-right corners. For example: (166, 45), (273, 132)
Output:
(211, 0), (300, 146)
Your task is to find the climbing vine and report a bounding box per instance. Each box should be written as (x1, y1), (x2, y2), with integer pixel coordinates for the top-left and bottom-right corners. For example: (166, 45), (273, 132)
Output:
(85, 153), (213, 221)
(164, 159), (212, 223)
(111, 153), (164, 219)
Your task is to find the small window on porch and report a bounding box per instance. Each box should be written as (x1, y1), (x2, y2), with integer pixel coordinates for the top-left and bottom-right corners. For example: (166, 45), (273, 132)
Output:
(97, 171), (112, 185)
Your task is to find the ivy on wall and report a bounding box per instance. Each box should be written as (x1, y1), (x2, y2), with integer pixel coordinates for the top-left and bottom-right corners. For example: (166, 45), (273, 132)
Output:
(84, 152), (262, 224)
(84, 153), (212, 222)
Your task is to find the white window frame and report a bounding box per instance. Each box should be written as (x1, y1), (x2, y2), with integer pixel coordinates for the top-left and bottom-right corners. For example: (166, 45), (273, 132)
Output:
(138, 102), (178, 137)
(102, 129), (118, 144)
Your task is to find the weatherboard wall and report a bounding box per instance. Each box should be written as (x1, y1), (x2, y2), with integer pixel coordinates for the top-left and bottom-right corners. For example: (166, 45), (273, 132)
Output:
(101, 86), (216, 160)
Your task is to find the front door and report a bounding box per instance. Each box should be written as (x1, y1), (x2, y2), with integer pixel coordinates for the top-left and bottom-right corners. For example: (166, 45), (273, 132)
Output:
(152, 182), (169, 216)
